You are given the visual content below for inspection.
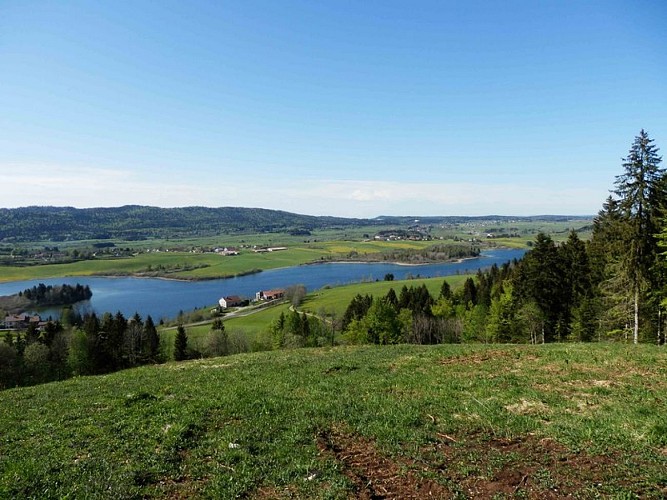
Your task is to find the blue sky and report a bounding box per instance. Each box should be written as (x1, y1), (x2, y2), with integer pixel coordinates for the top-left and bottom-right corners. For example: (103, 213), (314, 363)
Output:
(1, 0), (665, 217)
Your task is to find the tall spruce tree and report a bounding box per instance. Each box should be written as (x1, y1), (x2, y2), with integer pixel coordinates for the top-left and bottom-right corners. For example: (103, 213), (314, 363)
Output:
(174, 325), (188, 361)
(613, 130), (664, 343)
(515, 233), (568, 342)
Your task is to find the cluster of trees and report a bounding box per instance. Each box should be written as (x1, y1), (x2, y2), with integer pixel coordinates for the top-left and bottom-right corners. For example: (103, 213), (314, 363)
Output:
(0, 309), (259, 390)
(338, 130), (665, 345)
(340, 273), (509, 345)
(345, 243), (479, 263)
(0, 283), (92, 314)
(269, 310), (334, 349)
(19, 283), (92, 306)
(0, 311), (160, 389)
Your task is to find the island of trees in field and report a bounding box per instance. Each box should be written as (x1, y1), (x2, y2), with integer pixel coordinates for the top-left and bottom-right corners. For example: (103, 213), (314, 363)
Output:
(0, 283), (92, 314)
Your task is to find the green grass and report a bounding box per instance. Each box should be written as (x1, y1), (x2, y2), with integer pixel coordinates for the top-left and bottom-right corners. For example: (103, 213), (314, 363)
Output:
(159, 303), (292, 355)
(0, 240), (438, 282)
(300, 274), (468, 317)
(1, 219), (593, 283)
(2, 343), (666, 498)
(163, 275), (468, 345)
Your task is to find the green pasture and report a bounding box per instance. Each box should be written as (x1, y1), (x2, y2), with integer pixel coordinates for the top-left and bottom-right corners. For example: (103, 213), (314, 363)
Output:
(159, 303), (292, 355)
(0, 239), (450, 282)
(300, 274), (468, 317)
(164, 275), (469, 345)
(0, 218), (593, 283)
(1, 343), (666, 498)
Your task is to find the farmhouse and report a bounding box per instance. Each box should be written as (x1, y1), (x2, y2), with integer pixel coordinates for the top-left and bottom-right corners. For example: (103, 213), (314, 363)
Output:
(214, 247), (239, 256)
(218, 295), (244, 309)
(252, 246), (288, 253)
(255, 289), (285, 301)
(4, 314), (42, 330)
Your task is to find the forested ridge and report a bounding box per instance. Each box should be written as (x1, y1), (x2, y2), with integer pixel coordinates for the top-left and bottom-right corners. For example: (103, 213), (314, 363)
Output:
(0, 206), (370, 242)
(0, 205), (590, 243)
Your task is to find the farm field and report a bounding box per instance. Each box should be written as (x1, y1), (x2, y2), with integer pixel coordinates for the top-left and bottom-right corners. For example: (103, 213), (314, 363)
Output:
(299, 274), (469, 317)
(0, 240), (439, 283)
(0, 219), (592, 283)
(1, 343), (666, 498)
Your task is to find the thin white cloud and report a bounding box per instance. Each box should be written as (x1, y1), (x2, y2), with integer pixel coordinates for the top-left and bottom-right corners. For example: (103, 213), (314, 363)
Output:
(0, 164), (603, 217)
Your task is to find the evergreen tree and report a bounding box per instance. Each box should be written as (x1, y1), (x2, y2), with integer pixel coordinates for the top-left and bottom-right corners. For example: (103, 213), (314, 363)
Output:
(341, 294), (373, 330)
(462, 277), (477, 308)
(614, 130), (664, 343)
(515, 233), (568, 342)
(174, 325), (188, 361)
(383, 288), (399, 311)
(486, 284), (517, 343)
(439, 280), (452, 300)
(207, 317), (229, 356)
(143, 315), (160, 362)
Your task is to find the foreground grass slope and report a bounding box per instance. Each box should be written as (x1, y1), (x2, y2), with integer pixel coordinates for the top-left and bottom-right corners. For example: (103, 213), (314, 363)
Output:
(2, 344), (667, 498)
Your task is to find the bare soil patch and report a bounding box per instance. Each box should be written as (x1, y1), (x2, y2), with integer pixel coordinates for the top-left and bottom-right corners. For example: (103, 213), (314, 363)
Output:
(317, 427), (450, 498)
(422, 432), (639, 498)
(440, 350), (512, 365)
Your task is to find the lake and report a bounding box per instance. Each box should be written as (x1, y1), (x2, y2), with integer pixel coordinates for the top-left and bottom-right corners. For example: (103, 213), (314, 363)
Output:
(0, 248), (525, 321)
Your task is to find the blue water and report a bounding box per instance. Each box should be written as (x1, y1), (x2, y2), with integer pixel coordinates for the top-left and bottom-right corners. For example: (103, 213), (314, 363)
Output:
(0, 248), (525, 321)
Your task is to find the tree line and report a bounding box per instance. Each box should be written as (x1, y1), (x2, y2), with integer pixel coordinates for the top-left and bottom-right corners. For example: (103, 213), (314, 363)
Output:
(338, 131), (665, 346)
(0, 311), (161, 388)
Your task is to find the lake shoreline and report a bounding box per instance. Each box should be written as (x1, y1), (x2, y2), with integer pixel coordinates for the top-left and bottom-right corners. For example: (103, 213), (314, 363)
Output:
(0, 248), (527, 321)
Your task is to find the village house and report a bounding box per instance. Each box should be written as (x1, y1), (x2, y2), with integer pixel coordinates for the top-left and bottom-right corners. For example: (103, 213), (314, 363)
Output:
(4, 313), (42, 330)
(255, 289), (285, 301)
(218, 295), (244, 309)
(214, 247), (239, 256)
(252, 246), (288, 253)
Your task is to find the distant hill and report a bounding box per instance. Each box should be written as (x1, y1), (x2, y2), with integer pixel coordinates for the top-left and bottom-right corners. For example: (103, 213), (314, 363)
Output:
(373, 214), (593, 225)
(0, 206), (593, 242)
(0, 206), (369, 242)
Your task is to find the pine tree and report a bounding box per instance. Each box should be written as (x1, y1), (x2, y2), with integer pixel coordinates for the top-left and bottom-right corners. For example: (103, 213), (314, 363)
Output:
(614, 130), (664, 343)
(462, 277), (477, 308)
(515, 233), (567, 342)
(143, 315), (160, 362)
(174, 325), (188, 361)
(384, 288), (399, 311)
(439, 280), (452, 300)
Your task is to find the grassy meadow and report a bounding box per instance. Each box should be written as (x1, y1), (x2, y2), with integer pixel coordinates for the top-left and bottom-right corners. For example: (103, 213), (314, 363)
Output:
(0, 240), (439, 282)
(1, 343), (666, 498)
(159, 275), (468, 350)
(0, 219), (592, 283)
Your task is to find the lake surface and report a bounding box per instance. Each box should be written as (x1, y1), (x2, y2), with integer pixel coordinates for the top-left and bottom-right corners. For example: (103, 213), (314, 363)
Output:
(0, 248), (525, 321)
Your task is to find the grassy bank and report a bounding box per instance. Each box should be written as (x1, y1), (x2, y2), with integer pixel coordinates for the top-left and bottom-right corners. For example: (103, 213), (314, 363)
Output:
(1, 343), (666, 498)
(0, 240), (442, 282)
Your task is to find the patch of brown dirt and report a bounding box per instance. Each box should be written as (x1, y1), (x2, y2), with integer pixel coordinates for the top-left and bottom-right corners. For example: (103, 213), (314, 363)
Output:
(317, 428), (450, 499)
(422, 433), (632, 498)
(440, 350), (512, 365)
(254, 485), (301, 499)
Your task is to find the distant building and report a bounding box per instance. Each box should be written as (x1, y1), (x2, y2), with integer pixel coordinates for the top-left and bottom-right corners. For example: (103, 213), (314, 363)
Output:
(218, 295), (244, 309)
(252, 246), (287, 253)
(4, 314), (41, 330)
(214, 247), (239, 256)
(255, 289), (285, 301)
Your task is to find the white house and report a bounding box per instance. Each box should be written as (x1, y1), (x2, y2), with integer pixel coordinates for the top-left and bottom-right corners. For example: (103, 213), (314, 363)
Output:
(218, 295), (244, 309)
(255, 289), (285, 301)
